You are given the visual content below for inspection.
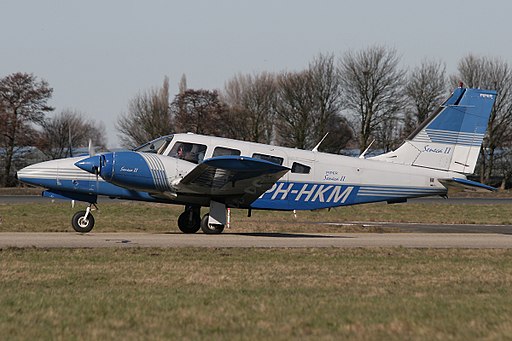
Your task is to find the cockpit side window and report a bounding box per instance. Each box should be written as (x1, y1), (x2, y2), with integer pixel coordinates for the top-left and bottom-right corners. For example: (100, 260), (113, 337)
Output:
(169, 142), (207, 164)
(133, 136), (173, 155)
(157, 140), (172, 154)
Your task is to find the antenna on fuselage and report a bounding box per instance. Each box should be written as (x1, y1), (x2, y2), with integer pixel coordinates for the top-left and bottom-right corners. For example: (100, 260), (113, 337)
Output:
(312, 133), (329, 152)
(359, 139), (375, 159)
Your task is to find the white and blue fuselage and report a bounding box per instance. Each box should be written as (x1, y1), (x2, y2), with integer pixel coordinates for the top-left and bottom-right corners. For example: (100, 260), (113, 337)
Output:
(16, 87), (497, 233)
(17, 133), (460, 210)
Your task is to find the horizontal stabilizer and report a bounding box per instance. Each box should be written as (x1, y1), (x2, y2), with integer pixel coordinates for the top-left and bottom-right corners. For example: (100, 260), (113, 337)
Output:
(176, 156), (289, 206)
(439, 178), (496, 193)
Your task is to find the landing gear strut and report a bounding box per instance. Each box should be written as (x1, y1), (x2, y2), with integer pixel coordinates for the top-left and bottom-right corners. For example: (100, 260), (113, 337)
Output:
(71, 204), (97, 233)
(177, 205), (201, 233)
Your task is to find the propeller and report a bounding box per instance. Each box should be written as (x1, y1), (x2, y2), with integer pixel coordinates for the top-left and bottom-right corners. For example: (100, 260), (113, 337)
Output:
(88, 139), (96, 157)
(94, 162), (100, 193)
(75, 152), (113, 192)
(75, 140), (102, 192)
(88, 139), (99, 191)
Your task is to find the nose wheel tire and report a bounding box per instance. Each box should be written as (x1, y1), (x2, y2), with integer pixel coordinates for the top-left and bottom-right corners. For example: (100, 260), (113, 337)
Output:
(71, 210), (95, 233)
(178, 210), (201, 234)
(201, 213), (225, 234)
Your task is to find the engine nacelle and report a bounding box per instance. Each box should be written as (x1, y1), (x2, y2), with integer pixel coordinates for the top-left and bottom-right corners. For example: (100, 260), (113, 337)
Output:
(75, 151), (194, 193)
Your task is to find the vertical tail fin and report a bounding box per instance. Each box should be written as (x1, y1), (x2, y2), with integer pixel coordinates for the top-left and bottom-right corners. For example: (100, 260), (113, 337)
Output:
(372, 87), (497, 174)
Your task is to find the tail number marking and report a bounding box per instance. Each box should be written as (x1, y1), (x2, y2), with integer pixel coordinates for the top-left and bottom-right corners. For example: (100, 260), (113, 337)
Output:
(265, 183), (353, 204)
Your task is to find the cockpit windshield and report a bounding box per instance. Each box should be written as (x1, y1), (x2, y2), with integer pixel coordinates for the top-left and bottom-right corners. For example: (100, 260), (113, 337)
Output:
(133, 135), (173, 154)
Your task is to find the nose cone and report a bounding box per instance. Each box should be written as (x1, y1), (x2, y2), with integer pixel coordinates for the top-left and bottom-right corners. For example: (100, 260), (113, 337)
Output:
(16, 159), (60, 187)
(16, 166), (31, 184)
(75, 155), (101, 174)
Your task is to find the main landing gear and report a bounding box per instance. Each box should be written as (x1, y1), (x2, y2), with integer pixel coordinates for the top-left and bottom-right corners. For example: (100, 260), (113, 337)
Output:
(177, 201), (226, 234)
(200, 213), (224, 234)
(71, 203), (97, 233)
(177, 205), (201, 234)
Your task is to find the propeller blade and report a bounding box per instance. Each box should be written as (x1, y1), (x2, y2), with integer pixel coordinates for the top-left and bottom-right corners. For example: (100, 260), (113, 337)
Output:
(88, 139), (96, 156)
(95, 171), (99, 192)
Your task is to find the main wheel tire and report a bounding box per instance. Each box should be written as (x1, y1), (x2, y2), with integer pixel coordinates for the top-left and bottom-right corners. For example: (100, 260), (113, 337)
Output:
(178, 210), (201, 234)
(71, 210), (95, 233)
(200, 213), (225, 234)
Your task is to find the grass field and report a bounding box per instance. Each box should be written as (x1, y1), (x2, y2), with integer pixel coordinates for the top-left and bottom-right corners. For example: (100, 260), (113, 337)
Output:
(2, 199), (512, 339)
(1, 200), (512, 233)
(1, 247), (512, 340)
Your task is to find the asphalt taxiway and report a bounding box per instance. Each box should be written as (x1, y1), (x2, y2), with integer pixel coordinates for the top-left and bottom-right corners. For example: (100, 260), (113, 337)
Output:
(0, 231), (511, 249)
(1, 195), (511, 248)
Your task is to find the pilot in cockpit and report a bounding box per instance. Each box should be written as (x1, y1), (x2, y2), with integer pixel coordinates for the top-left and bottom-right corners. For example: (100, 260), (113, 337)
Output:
(173, 143), (205, 164)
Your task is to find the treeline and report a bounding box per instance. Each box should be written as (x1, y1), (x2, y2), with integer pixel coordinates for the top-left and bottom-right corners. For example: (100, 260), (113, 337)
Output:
(118, 46), (512, 187)
(2, 46), (512, 188)
(119, 48), (447, 153)
(0, 73), (106, 186)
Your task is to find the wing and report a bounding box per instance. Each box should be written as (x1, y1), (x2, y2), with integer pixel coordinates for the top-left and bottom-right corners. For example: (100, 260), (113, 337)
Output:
(439, 177), (496, 193)
(175, 156), (290, 207)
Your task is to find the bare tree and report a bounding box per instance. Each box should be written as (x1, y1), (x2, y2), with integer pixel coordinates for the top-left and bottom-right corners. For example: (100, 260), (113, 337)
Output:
(117, 76), (172, 148)
(308, 53), (353, 152)
(171, 89), (226, 136)
(179, 74), (187, 94)
(451, 55), (485, 88)
(375, 116), (401, 152)
(339, 46), (406, 152)
(274, 54), (354, 152)
(494, 146), (512, 189)
(309, 54), (341, 139)
(451, 55), (512, 184)
(319, 114), (354, 154)
(221, 72), (276, 143)
(39, 109), (107, 159)
(274, 70), (316, 149)
(0, 72), (53, 186)
(404, 59), (447, 137)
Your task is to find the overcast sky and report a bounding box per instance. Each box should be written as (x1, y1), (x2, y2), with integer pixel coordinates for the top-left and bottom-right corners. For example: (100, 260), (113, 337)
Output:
(1, 0), (511, 147)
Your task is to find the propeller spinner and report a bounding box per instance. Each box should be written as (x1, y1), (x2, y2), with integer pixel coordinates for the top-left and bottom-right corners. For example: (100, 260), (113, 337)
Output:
(75, 155), (102, 175)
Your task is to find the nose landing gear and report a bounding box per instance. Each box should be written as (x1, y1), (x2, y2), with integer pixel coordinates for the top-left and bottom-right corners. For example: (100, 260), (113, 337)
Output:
(71, 204), (97, 233)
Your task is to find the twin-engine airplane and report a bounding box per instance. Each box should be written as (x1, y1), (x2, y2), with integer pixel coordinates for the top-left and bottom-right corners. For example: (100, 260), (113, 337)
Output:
(17, 87), (497, 234)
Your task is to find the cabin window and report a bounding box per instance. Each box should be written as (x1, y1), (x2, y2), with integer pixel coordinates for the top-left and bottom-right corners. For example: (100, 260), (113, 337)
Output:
(213, 147), (241, 157)
(169, 142), (207, 164)
(291, 162), (311, 174)
(252, 153), (284, 165)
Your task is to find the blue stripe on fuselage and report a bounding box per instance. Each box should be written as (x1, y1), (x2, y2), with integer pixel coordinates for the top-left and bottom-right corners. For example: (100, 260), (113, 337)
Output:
(251, 182), (445, 210)
(29, 176), (446, 209)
